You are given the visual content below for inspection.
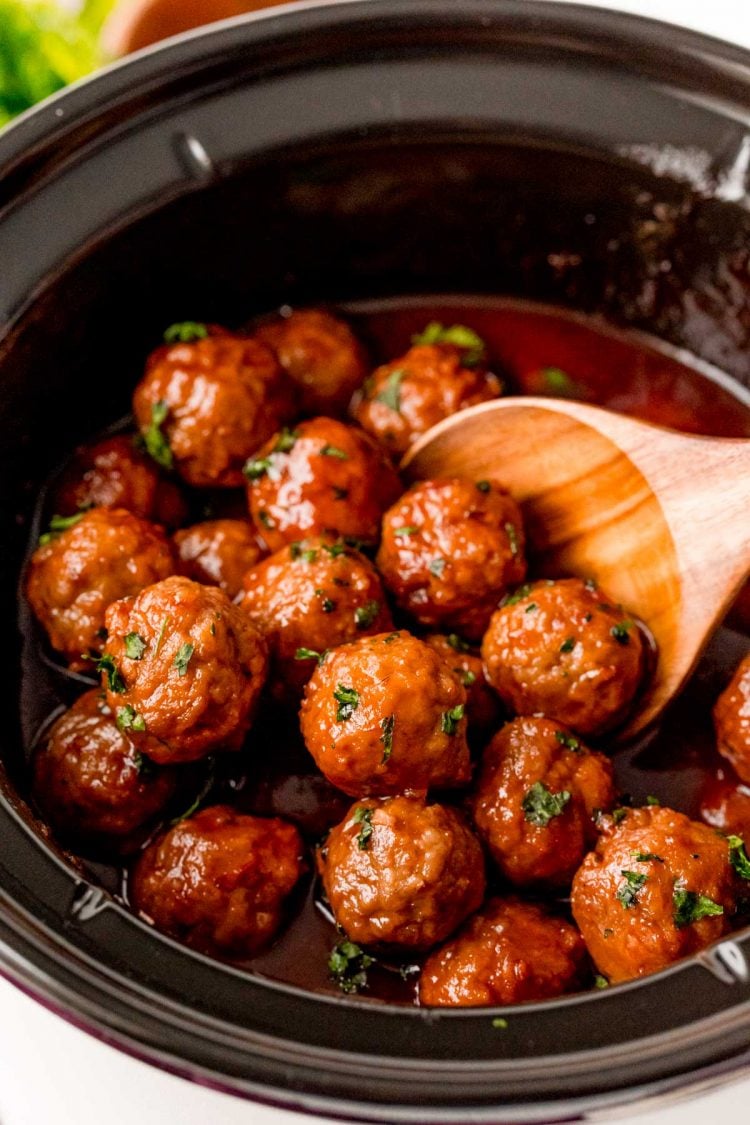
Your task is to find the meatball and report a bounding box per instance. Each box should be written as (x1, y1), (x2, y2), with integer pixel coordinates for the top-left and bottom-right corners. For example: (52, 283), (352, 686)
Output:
(26, 507), (176, 668)
(481, 578), (647, 735)
(245, 416), (401, 550)
(472, 717), (615, 888)
(55, 435), (187, 528)
(255, 308), (369, 416)
(174, 519), (265, 599)
(133, 332), (293, 487)
(131, 805), (305, 958)
(419, 898), (587, 1007)
(32, 690), (177, 844)
(424, 633), (502, 734)
(319, 795), (485, 950)
(299, 630), (471, 796)
(353, 341), (501, 457)
(571, 805), (737, 983)
(714, 653), (750, 784)
(101, 576), (267, 764)
(377, 478), (526, 640)
(240, 537), (393, 696)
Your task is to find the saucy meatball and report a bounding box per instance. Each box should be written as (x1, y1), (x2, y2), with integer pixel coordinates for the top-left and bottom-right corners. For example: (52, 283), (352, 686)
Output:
(299, 630), (471, 796)
(714, 653), (750, 784)
(256, 308), (369, 416)
(32, 690), (176, 845)
(424, 633), (502, 734)
(102, 576), (267, 764)
(482, 578), (647, 735)
(377, 478), (526, 640)
(131, 805), (305, 958)
(319, 795), (485, 949)
(472, 717), (615, 888)
(353, 340), (501, 457)
(419, 898), (587, 1007)
(245, 416), (402, 550)
(133, 331), (292, 488)
(26, 507), (176, 668)
(174, 519), (265, 600)
(571, 805), (737, 983)
(55, 435), (187, 528)
(240, 537), (393, 696)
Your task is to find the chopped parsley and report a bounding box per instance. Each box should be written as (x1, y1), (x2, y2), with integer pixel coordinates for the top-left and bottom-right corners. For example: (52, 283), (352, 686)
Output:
(522, 782), (571, 827)
(504, 522), (520, 557)
(38, 511), (86, 545)
(645, 795), (661, 806)
(554, 730), (581, 752)
(502, 584), (533, 607)
(380, 714), (395, 762)
(295, 647), (325, 663)
(258, 510), (275, 530)
(154, 615), (171, 657)
(475, 480), (491, 493)
(375, 369), (406, 412)
(334, 684), (359, 722)
(353, 806), (374, 849)
(354, 600), (380, 630)
(459, 669), (477, 687)
(142, 400), (173, 470)
(611, 621), (634, 646)
(243, 457), (273, 481)
(594, 975), (609, 990)
(727, 835), (750, 879)
(441, 704), (465, 735)
(559, 636), (576, 654)
(273, 427), (299, 453)
(673, 886), (724, 928)
(412, 322), (486, 367)
(96, 654), (125, 694)
(321, 598), (336, 614)
(163, 321), (208, 343)
(322, 541), (347, 558)
(525, 603), (538, 613)
(320, 444), (349, 460)
(616, 870), (648, 909)
(173, 642), (195, 676)
(328, 939), (374, 994)
(446, 633), (470, 653)
(491, 1017), (508, 1029)
(124, 633), (147, 661)
(611, 807), (628, 825)
(116, 705), (146, 733)
(429, 558), (446, 578)
(540, 366), (575, 396)
(394, 526), (419, 538)
(290, 543), (318, 563)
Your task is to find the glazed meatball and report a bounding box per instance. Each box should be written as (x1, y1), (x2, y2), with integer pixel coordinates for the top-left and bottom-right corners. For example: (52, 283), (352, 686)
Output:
(377, 478), (526, 640)
(101, 576), (267, 764)
(353, 341), (501, 457)
(32, 690), (177, 844)
(26, 507), (176, 668)
(482, 578), (647, 735)
(319, 795), (485, 950)
(571, 805), (737, 983)
(714, 654), (750, 784)
(131, 805), (305, 958)
(240, 537), (393, 696)
(256, 308), (369, 416)
(299, 630), (471, 796)
(419, 898), (587, 1007)
(472, 717), (615, 888)
(55, 435), (187, 528)
(133, 331), (292, 487)
(174, 519), (265, 599)
(245, 416), (401, 550)
(424, 633), (502, 734)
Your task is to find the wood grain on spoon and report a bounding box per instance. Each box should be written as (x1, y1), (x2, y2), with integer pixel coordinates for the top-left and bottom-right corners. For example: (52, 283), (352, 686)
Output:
(402, 397), (750, 739)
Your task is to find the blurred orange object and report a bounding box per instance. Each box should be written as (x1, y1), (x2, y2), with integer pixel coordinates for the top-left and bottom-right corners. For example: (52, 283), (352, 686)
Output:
(103, 0), (286, 55)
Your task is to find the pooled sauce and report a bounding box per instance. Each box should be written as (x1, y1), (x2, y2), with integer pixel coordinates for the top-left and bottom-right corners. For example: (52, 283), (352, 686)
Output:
(20, 298), (750, 1004)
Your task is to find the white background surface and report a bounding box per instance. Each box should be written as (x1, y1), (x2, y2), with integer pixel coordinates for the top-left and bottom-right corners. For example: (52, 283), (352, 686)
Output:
(2, 0), (750, 1122)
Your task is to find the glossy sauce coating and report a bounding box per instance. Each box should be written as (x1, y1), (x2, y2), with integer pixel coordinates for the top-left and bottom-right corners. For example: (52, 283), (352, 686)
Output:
(482, 578), (646, 735)
(246, 416), (402, 549)
(571, 805), (738, 983)
(240, 537), (392, 697)
(472, 717), (615, 888)
(133, 332), (293, 487)
(714, 654), (750, 784)
(319, 795), (485, 950)
(299, 630), (470, 797)
(174, 518), (265, 599)
(353, 341), (501, 457)
(377, 478), (526, 640)
(26, 506), (176, 668)
(131, 805), (305, 958)
(102, 576), (268, 763)
(419, 898), (587, 1007)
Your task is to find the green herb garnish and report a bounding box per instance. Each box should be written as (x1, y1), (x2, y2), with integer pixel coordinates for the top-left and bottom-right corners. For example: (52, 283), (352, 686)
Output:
(441, 704), (465, 736)
(96, 654), (125, 694)
(502, 584), (533, 607)
(380, 714), (395, 762)
(594, 975), (609, 990)
(429, 558), (446, 577)
(727, 835), (750, 879)
(375, 369), (406, 412)
(559, 636), (576, 654)
(632, 852), (664, 863)
(274, 427), (299, 453)
(505, 522), (520, 557)
(540, 366), (575, 396)
(394, 526), (419, 538)
(611, 621), (634, 646)
(328, 940), (374, 994)
(673, 886), (724, 928)
(38, 511), (86, 545)
(124, 633), (147, 661)
(173, 642), (195, 676)
(154, 615), (171, 658)
(522, 782), (571, 827)
(295, 647), (324, 663)
(142, 400), (173, 470)
(446, 633), (470, 653)
(353, 806), (374, 849)
(334, 684), (360, 722)
(163, 321), (208, 343)
(243, 457), (273, 481)
(459, 669), (477, 687)
(354, 600), (380, 630)
(116, 705), (145, 733)
(554, 730), (580, 752)
(320, 444), (349, 460)
(491, 1017), (508, 1029)
(616, 870), (648, 909)
(475, 480), (491, 493)
(412, 322), (486, 366)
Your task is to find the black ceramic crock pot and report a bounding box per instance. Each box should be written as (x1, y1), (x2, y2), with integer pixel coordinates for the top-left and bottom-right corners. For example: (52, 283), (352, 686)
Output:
(2, 2), (750, 1121)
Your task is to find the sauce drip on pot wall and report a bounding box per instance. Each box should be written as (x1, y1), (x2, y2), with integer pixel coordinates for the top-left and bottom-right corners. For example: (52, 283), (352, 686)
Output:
(19, 298), (750, 1004)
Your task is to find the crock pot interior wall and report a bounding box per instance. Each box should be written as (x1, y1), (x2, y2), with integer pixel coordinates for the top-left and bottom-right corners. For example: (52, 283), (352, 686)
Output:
(2, 3), (750, 1121)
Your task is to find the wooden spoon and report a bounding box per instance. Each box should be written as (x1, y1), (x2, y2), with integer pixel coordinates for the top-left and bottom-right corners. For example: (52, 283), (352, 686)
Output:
(401, 397), (750, 739)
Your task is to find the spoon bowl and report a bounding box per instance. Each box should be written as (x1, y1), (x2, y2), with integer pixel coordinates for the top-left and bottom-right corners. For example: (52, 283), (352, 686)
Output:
(402, 397), (750, 738)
